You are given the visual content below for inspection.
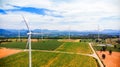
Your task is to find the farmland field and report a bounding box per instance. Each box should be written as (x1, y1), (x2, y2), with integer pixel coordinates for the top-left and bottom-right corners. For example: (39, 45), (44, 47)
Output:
(0, 51), (98, 67)
(56, 42), (93, 54)
(0, 40), (63, 50)
(0, 39), (99, 67)
(0, 40), (93, 53)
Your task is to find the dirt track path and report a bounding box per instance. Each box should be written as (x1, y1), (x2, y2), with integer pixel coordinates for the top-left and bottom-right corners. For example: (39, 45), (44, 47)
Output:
(89, 43), (104, 67)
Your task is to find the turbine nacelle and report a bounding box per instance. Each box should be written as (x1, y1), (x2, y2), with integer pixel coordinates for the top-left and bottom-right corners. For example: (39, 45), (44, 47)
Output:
(27, 32), (32, 35)
(27, 32), (41, 35)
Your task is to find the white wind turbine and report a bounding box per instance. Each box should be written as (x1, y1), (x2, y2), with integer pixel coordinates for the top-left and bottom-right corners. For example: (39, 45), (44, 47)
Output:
(22, 15), (32, 67)
(119, 29), (120, 41)
(40, 27), (44, 40)
(97, 25), (100, 41)
(68, 26), (71, 40)
(18, 29), (21, 41)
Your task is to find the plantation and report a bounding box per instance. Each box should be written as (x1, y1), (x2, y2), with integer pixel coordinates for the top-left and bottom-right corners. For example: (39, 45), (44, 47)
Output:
(56, 42), (93, 54)
(0, 40), (63, 50)
(0, 51), (98, 67)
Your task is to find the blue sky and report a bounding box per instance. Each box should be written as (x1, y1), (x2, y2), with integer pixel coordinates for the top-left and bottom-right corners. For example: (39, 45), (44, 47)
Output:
(0, 0), (120, 31)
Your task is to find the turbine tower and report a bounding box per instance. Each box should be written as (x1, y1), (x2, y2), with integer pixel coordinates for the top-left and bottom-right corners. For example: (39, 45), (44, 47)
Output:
(97, 25), (100, 41)
(22, 15), (32, 67)
(18, 29), (21, 41)
(40, 27), (44, 40)
(118, 30), (120, 41)
(68, 26), (71, 40)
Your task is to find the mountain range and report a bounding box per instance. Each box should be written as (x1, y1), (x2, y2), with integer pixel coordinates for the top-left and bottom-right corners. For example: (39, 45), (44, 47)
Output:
(0, 29), (119, 37)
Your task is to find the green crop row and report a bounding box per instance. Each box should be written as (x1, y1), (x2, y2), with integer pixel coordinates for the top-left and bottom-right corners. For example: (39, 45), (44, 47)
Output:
(0, 40), (63, 50)
(0, 51), (98, 67)
(56, 42), (93, 54)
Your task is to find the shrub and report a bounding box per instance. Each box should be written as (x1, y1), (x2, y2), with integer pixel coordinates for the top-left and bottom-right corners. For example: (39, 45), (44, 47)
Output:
(102, 54), (106, 59)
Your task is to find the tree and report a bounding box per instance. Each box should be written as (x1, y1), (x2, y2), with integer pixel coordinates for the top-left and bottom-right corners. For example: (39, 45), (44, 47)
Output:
(116, 40), (120, 44)
(114, 45), (117, 48)
(102, 46), (107, 51)
(0, 41), (2, 45)
(102, 54), (106, 59)
(109, 50), (112, 55)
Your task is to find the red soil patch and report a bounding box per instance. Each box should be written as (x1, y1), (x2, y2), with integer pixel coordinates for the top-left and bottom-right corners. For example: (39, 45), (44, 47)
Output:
(96, 51), (120, 67)
(0, 48), (22, 59)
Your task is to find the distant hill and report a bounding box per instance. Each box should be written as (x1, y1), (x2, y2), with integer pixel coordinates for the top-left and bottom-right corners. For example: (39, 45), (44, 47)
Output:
(0, 29), (119, 37)
(0, 29), (11, 37)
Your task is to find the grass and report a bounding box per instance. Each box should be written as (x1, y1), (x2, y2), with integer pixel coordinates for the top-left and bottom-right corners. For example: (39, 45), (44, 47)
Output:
(0, 40), (93, 53)
(56, 42), (93, 54)
(0, 51), (98, 67)
(0, 42), (26, 49)
(31, 40), (63, 50)
(0, 40), (63, 50)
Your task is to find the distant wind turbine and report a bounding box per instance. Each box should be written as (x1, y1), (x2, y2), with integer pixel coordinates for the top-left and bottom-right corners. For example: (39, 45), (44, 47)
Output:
(97, 25), (100, 41)
(40, 27), (44, 40)
(68, 26), (71, 40)
(118, 30), (120, 41)
(18, 29), (21, 41)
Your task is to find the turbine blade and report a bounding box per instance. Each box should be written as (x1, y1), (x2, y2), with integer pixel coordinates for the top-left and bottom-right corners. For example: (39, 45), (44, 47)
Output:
(25, 37), (29, 49)
(21, 15), (30, 32)
(24, 37), (29, 51)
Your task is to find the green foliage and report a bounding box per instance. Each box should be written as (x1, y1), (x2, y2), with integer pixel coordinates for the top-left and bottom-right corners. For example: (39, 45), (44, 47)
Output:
(0, 40), (63, 50)
(0, 51), (98, 67)
(56, 42), (93, 54)
(93, 44), (120, 52)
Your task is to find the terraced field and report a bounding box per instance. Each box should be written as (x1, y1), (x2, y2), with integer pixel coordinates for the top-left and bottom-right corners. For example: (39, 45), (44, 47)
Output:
(0, 51), (98, 67)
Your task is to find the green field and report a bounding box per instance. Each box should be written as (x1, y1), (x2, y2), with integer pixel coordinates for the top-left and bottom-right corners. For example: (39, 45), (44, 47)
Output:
(0, 40), (92, 53)
(0, 51), (98, 67)
(56, 42), (93, 54)
(0, 40), (63, 50)
(0, 39), (99, 67)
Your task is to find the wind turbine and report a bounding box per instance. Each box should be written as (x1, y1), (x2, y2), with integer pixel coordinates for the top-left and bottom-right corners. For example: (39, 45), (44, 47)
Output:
(119, 29), (120, 41)
(22, 15), (32, 67)
(18, 29), (21, 41)
(40, 27), (44, 40)
(68, 26), (71, 40)
(97, 25), (100, 41)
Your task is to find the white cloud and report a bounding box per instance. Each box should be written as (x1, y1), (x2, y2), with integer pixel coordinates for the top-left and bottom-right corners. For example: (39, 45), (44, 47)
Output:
(0, 0), (120, 31)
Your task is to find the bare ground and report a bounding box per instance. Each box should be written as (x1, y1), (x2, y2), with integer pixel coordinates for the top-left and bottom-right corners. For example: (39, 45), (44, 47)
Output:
(0, 48), (22, 59)
(96, 51), (120, 67)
